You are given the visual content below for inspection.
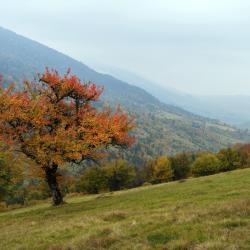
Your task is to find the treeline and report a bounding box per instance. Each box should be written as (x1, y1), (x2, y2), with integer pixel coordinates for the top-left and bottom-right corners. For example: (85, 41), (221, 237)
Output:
(109, 110), (250, 166)
(1, 143), (250, 208)
(74, 143), (250, 194)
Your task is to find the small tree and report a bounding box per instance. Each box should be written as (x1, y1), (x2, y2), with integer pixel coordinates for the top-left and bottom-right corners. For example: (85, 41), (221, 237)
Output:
(152, 156), (173, 183)
(76, 167), (107, 194)
(104, 160), (135, 191)
(0, 155), (10, 202)
(0, 143), (24, 204)
(0, 69), (135, 205)
(237, 144), (250, 168)
(137, 159), (155, 185)
(170, 152), (192, 180)
(191, 153), (220, 177)
(217, 148), (244, 172)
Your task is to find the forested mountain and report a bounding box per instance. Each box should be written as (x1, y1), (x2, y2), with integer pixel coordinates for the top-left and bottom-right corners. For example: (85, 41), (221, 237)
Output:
(103, 68), (250, 129)
(1, 26), (249, 165)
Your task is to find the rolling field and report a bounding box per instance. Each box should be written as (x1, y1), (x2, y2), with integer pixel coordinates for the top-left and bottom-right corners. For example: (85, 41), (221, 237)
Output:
(0, 169), (250, 250)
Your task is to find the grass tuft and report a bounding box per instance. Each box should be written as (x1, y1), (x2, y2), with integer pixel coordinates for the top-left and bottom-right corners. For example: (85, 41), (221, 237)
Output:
(102, 211), (127, 222)
(80, 235), (119, 250)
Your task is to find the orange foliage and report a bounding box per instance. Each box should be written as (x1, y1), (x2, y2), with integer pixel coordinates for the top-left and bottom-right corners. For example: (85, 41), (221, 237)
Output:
(0, 68), (135, 168)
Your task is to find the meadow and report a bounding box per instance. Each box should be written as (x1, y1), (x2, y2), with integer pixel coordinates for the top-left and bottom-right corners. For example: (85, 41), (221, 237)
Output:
(0, 168), (250, 250)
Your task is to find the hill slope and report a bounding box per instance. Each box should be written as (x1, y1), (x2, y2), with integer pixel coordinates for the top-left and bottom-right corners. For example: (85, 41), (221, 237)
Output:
(1, 26), (250, 164)
(1, 168), (250, 249)
(107, 68), (250, 129)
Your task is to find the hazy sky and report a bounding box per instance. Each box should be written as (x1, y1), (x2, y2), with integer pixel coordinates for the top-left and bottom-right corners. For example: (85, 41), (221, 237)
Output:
(1, 0), (250, 95)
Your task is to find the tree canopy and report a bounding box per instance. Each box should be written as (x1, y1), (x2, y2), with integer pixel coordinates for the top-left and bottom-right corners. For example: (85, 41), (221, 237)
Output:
(0, 69), (135, 205)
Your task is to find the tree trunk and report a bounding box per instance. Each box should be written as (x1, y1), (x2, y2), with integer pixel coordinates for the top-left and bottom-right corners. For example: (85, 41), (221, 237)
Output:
(45, 164), (63, 206)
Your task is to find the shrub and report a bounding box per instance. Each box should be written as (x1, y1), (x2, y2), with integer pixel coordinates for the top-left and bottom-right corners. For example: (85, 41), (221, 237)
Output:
(75, 160), (136, 194)
(191, 153), (220, 176)
(0, 157), (10, 202)
(104, 160), (136, 191)
(237, 144), (250, 168)
(152, 156), (173, 183)
(217, 148), (244, 172)
(135, 160), (155, 185)
(76, 167), (107, 194)
(142, 182), (152, 186)
(170, 152), (192, 180)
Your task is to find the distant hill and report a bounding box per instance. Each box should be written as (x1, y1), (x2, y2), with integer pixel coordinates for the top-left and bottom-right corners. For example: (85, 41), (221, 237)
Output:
(1, 26), (250, 165)
(103, 68), (250, 129)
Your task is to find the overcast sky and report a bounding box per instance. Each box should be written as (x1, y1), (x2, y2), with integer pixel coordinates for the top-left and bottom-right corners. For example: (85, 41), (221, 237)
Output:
(1, 0), (250, 95)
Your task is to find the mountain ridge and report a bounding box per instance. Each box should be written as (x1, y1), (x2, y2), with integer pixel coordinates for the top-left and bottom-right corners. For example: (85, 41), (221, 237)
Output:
(100, 66), (250, 129)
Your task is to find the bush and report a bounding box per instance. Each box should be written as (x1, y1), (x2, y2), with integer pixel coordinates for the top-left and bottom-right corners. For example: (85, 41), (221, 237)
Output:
(76, 167), (107, 194)
(142, 182), (152, 186)
(135, 160), (155, 186)
(0, 202), (7, 212)
(191, 153), (220, 176)
(76, 160), (136, 194)
(237, 144), (250, 168)
(152, 156), (173, 183)
(104, 160), (136, 191)
(0, 157), (11, 202)
(170, 152), (192, 180)
(217, 148), (244, 172)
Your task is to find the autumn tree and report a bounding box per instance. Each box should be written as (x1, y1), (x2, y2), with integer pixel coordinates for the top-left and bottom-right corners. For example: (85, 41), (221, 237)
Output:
(191, 153), (220, 177)
(0, 143), (24, 204)
(104, 160), (135, 191)
(133, 159), (154, 186)
(76, 167), (107, 194)
(0, 69), (135, 205)
(170, 152), (192, 180)
(0, 153), (10, 202)
(217, 148), (244, 172)
(152, 156), (173, 183)
(237, 144), (250, 168)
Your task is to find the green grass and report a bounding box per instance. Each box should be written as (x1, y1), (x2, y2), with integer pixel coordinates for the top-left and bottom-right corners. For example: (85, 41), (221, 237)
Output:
(1, 169), (250, 250)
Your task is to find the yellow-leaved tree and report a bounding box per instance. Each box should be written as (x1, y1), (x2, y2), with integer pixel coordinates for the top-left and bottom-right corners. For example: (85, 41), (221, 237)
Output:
(153, 156), (173, 183)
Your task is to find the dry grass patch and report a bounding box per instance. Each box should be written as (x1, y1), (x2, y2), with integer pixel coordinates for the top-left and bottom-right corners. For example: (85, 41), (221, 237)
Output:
(102, 211), (128, 222)
(79, 235), (119, 250)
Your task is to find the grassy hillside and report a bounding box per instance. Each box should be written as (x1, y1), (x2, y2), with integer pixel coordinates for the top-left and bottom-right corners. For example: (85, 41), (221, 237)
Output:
(1, 169), (250, 250)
